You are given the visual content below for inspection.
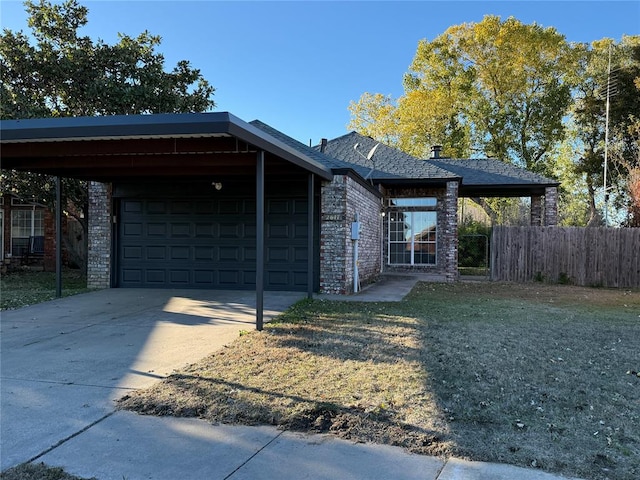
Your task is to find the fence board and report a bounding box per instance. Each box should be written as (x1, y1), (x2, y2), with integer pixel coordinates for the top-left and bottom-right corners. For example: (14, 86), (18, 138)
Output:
(490, 227), (640, 288)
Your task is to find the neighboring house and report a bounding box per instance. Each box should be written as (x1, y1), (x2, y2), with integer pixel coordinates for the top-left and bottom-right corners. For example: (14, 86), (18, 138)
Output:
(0, 193), (47, 265)
(0, 113), (558, 294)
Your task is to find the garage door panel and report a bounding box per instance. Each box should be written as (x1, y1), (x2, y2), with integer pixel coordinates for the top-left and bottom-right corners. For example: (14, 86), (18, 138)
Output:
(195, 246), (215, 260)
(194, 223), (215, 237)
(118, 196), (309, 290)
(146, 246), (166, 260)
(146, 270), (166, 284)
(147, 223), (167, 236)
(123, 223), (143, 236)
(268, 224), (289, 238)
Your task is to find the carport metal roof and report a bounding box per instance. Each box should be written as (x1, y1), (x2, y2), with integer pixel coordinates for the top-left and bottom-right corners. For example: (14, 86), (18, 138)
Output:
(1, 112), (328, 331)
(0, 112), (333, 181)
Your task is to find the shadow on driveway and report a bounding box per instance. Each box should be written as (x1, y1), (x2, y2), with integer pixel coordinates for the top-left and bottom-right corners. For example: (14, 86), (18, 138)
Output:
(0, 288), (305, 470)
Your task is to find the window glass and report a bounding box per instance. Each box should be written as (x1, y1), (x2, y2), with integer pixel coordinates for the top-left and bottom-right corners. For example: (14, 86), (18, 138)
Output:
(388, 198), (437, 207)
(11, 209), (44, 255)
(388, 210), (436, 266)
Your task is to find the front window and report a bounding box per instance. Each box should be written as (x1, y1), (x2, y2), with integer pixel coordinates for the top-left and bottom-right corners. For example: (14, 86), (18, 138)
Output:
(388, 198), (437, 265)
(11, 209), (44, 256)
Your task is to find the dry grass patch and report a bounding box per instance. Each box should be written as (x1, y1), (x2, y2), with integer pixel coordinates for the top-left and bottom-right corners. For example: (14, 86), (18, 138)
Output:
(119, 282), (640, 480)
(0, 462), (95, 480)
(119, 302), (451, 455)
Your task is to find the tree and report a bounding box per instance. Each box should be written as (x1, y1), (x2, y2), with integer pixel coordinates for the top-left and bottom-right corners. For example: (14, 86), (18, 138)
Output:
(572, 36), (640, 225)
(1, 0), (216, 270)
(349, 16), (577, 176)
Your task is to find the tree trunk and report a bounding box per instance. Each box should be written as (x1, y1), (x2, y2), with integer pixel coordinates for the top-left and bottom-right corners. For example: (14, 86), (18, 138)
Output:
(585, 175), (602, 227)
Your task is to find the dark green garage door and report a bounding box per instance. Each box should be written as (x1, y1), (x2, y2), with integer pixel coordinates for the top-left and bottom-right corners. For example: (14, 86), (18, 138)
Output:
(117, 197), (309, 290)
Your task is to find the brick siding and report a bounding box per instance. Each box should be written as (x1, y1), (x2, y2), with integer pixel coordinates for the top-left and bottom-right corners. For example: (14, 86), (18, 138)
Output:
(320, 174), (382, 294)
(87, 181), (112, 288)
(544, 186), (558, 226)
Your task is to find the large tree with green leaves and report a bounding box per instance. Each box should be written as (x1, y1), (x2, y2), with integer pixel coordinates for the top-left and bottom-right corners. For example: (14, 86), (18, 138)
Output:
(350, 15), (578, 177)
(572, 36), (640, 226)
(1, 0), (215, 269)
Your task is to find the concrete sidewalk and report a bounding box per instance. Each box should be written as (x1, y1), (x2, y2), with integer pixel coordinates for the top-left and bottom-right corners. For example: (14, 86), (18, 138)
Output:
(1, 286), (583, 480)
(35, 410), (581, 480)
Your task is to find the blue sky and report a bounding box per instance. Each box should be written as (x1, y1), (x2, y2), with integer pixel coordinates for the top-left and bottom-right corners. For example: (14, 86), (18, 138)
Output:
(1, 0), (639, 145)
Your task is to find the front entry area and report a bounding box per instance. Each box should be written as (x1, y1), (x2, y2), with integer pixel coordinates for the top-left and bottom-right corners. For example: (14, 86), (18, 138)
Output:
(115, 181), (316, 291)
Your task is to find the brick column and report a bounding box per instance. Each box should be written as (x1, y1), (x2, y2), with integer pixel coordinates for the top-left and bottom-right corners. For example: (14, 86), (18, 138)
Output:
(319, 176), (348, 294)
(443, 181), (458, 282)
(87, 181), (112, 289)
(544, 187), (558, 226)
(531, 195), (542, 226)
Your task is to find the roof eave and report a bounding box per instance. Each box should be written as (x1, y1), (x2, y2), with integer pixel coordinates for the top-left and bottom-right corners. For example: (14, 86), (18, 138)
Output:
(0, 113), (334, 181)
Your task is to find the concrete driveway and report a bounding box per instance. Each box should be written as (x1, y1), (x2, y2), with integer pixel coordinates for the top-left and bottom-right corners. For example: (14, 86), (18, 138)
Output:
(0, 288), (305, 470)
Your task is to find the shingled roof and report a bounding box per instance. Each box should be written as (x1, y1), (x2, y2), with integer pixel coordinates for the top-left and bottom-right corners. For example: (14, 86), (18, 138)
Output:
(250, 120), (384, 183)
(319, 131), (459, 182)
(320, 131), (559, 196)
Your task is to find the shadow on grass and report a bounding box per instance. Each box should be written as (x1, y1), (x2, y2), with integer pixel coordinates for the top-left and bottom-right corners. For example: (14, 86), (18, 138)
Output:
(119, 283), (640, 480)
(407, 282), (640, 480)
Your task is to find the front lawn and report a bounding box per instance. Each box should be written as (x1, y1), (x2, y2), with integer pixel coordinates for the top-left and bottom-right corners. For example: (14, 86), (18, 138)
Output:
(118, 282), (640, 480)
(0, 269), (90, 311)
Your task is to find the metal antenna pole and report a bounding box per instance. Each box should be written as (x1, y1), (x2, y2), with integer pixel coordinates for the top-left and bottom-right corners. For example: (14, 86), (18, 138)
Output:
(603, 43), (612, 227)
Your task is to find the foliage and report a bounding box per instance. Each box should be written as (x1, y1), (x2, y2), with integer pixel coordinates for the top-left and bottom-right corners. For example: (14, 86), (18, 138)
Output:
(550, 132), (592, 226)
(571, 36), (640, 226)
(458, 220), (491, 269)
(349, 15), (577, 176)
(0, 0), (215, 119)
(349, 16), (640, 226)
(0, 0), (216, 270)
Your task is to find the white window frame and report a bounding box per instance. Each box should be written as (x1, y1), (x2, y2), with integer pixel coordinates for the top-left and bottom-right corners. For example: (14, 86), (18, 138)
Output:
(11, 207), (44, 256)
(387, 198), (437, 266)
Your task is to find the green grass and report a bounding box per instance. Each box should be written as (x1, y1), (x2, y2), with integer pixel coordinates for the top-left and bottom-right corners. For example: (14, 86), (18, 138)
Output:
(120, 282), (640, 480)
(0, 269), (91, 310)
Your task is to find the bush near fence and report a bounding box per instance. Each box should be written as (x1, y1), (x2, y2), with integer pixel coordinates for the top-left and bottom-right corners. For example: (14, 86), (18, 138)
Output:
(491, 226), (640, 288)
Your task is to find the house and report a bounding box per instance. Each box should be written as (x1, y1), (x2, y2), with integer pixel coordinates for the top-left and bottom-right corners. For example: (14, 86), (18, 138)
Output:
(0, 193), (48, 268)
(0, 112), (558, 296)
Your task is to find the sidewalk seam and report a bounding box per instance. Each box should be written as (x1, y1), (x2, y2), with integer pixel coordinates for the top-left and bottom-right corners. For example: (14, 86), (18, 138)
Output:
(222, 429), (285, 480)
(434, 458), (448, 479)
(25, 410), (116, 465)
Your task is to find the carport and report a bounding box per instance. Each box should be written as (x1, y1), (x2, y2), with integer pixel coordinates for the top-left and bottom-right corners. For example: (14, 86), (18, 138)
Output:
(0, 112), (333, 329)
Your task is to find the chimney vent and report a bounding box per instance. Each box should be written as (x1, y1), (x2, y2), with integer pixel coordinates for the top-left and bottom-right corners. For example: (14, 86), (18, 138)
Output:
(320, 138), (328, 153)
(430, 145), (442, 159)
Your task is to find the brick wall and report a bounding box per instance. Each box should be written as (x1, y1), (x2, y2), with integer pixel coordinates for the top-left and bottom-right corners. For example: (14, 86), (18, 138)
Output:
(87, 181), (112, 288)
(443, 181), (459, 282)
(531, 195), (542, 226)
(544, 186), (558, 226)
(320, 174), (382, 294)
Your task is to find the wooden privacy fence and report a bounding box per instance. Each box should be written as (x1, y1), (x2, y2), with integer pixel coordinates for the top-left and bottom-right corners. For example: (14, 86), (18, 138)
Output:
(491, 226), (640, 288)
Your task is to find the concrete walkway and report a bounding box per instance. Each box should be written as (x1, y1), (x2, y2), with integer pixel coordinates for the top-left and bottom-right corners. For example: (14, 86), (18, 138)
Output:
(1, 286), (583, 480)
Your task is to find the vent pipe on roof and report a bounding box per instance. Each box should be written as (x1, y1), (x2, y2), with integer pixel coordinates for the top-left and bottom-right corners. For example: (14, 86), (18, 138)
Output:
(430, 145), (442, 159)
(320, 138), (328, 153)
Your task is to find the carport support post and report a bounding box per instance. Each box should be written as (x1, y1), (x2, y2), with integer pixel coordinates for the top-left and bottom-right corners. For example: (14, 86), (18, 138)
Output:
(307, 173), (315, 299)
(55, 176), (62, 298)
(256, 150), (265, 331)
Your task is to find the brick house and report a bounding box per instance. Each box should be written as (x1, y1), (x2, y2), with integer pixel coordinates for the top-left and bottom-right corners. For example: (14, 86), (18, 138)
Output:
(0, 193), (50, 268)
(1, 113), (558, 296)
